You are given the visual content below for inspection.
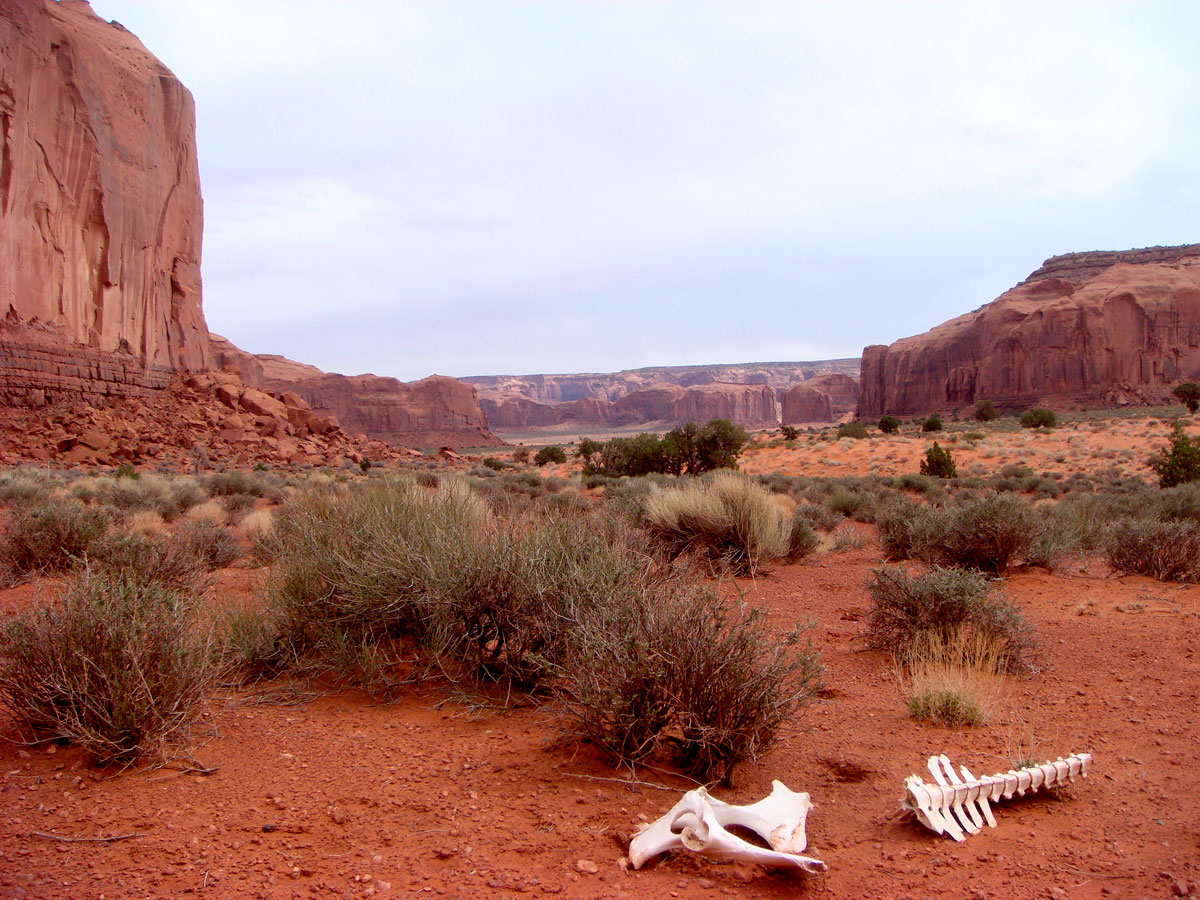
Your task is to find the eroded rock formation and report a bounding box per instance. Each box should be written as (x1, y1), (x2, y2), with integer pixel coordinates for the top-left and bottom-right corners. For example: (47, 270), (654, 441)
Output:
(0, 0), (210, 404)
(858, 244), (1200, 418)
(781, 373), (860, 423)
(210, 336), (499, 448)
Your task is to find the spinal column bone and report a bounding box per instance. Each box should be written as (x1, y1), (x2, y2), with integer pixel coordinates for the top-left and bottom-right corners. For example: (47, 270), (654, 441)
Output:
(628, 780), (825, 873)
(902, 752), (1092, 841)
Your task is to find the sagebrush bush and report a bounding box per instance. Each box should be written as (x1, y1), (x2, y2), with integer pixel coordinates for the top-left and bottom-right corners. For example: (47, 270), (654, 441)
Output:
(786, 516), (820, 560)
(1105, 518), (1200, 582)
(0, 571), (213, 763)
(86, 530), (206, 591)
(1020, 407), (1057, 428)
(837, 422), (869, 440)
(204, 470), (284, 503)
(172, 519), (241, 570)
(866, 566), (1038, 675)
(936, 494), (1036, 575)
(642, 472), (790, 575)
(2, 498), (110, 579)
(264, 476), (819, 778)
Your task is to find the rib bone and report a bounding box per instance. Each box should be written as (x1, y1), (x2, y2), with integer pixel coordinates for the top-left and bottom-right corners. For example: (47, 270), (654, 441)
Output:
(902, 752), (1092, 841)
(629, 781), (825, 872)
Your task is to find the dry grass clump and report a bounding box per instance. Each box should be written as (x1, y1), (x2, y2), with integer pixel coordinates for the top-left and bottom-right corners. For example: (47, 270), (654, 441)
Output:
(0, 570), (214, 764)
(866, 566), (1039, 676)
(239, 507), (274, 540)
(899, 630), (1004, 727)
(185, 498), (229, 526)
(642, 472), (790, 574)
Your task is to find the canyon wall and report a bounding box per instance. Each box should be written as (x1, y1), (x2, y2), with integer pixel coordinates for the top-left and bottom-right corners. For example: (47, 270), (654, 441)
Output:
(210, 336), (499, 448)
(858, 244), (1200, 418)
(0, 0), (210, 404)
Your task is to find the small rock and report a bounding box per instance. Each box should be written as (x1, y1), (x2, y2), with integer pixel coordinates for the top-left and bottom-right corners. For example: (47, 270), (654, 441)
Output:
(698, 878), (717, 889)
(576, 859), (598, 875)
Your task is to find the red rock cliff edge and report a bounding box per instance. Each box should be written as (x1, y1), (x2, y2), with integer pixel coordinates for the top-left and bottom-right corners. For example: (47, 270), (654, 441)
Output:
(858, 244), (1200, 418)
(0, 0), (210, 404)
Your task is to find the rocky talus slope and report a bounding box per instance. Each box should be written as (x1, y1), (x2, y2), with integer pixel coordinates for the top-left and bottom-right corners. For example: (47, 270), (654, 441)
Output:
(858, 244), (1200, 418)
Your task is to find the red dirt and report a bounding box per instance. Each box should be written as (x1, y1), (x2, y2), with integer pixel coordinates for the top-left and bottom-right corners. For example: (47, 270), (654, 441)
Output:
(2, 547), (1197, 899)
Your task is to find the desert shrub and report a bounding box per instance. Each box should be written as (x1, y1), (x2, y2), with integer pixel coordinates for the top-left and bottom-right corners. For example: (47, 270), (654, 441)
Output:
(482, 457), (505, 471)
(534, 446), (567, 466)
(1022, 506), (1080, 570)
(562, 590), (821, 784)
(1019, 407), (1057, 428)
(587, 420), (749, 478)
(1173, 382), (1200, 413)
(828, 522), (868, 551)
(897, 473), (936, 494)
(900, 625), (1004, 727)
(921, 415), (943, 433)
(219, 492), (258, 518)
(1157, 482), (1200, 524)
(786, 516), (820, 560)
(837, 421), (869, 440)
(204, 470), (284, 503)
(216, 603), (288, 683)
(974, 400), (998, 422)
(1148, 424), (1200, 488)
(878, 415), (901, 434)
(780, 425), (800, 440)
(2, 498), (110, 578)
(171, 519), (241, 570)
(792, 501), (841, 533)
(935, 493), (1036, 575)
(643, 472), (790, 575)
(875, 496), (941, 561)
(0, 467), (63, 506)
(0, 570), (213, 764)
(865, 566), (1038, 675)
(920, 442), (957, 478)
(85, 530), (205, 591)
(1104, 518), (1200, 582)
(907, 689), (984, 726)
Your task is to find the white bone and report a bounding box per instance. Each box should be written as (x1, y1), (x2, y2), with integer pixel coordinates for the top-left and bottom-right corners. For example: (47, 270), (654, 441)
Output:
(629, 782), (824, 872)
(901, 753), (1092, 841)
(677, 796), (826, 873)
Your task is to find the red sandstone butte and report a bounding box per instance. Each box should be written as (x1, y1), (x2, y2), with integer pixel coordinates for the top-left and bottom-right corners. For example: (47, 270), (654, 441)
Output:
(858, 244), (1200, 418)
(0, 0), (211, 405)
(781, 373), (860, 424)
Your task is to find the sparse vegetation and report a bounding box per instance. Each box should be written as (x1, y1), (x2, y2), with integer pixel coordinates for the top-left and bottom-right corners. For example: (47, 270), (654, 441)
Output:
(866, 566), (1038, 676)
(2, 498), (110, 580)
(1105, 518), (1200, 582)
(921, 414), (943, 433)
(974, 399), (998, 422)
(878, 415), (901, 434)
(0, 570), (214, 764)
(920, 442), (957, 478)
(1020, 407), (1057, 428)
(1148, 423), (1200, 488)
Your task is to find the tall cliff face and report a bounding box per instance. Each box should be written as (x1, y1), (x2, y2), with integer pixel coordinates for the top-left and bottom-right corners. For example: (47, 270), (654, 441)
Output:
(0, 0), (210, 404)
(858, 244), (1200, 418)
(781, 373), (860, 423)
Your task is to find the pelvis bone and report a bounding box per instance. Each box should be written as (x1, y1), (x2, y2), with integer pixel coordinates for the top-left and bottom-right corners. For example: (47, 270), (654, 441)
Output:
(629, 780), (825, 873)
(902, 752), (1092, 841)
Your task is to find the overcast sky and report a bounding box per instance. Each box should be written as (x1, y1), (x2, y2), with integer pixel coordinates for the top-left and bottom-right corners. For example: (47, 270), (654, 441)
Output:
(91, 1), (1199, 382)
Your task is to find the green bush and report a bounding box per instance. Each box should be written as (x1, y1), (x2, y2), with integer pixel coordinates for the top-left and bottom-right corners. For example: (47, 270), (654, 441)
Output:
(1172, 382), (1200, 413)
(878, 415), (901, 434)
(534, 446), (567, 466)
(1149, 424), (1200, 488)
(920, 442), (957, 478)
(974, 400), (998, 422)
(0, 571), (213, 764)
(1019, 407), (1057, 428)
(2, 499), (110, 579)
(642, 472), (790, 575)
(1105, 518), (1200, 582)
(837, 422), (869, 440)
(586, 420), (749, 478)
(865, 566), (1038, 675)
(780, 425), (800, 440)
(481, 457), (506, 471)
(921, 415), (943, 433)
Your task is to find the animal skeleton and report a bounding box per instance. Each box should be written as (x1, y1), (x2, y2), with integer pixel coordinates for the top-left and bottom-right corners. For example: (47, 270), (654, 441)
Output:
(902, 752), (1092, 841)
(629, 780), (825, 873)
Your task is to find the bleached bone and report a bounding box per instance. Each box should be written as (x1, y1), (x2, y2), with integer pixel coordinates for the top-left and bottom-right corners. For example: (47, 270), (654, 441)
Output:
(629, 781), (825, 872)
(902, 752), (1092, 841)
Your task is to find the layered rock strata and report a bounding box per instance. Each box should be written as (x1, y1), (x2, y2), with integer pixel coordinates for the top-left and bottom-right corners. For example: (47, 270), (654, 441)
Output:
(0, 0), (211, 402)
(858, 244), (1200, 418)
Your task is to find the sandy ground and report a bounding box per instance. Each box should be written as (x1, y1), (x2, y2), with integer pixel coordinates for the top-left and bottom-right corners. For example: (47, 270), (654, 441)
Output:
(2, 551), (1197, 899)
(2, 416), (1199, 898)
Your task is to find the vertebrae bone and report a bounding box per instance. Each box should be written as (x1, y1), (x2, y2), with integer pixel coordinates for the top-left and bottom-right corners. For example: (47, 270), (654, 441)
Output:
(902, 752), (1092, 841)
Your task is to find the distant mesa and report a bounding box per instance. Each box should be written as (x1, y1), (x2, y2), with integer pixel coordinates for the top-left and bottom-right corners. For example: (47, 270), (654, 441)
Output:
(858, 243), (1200, 418)
(469, 361), (861, 431)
